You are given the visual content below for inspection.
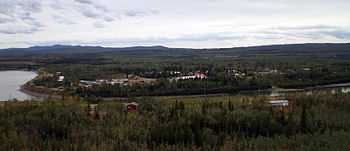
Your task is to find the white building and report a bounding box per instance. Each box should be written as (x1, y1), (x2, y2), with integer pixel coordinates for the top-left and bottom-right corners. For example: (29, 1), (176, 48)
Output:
(172, 71), (208, 81)
(58, 76), (65, 82)
(110, 79), (129, 86)
(269, 100), (289, 107)
(79, 80), (98, 88)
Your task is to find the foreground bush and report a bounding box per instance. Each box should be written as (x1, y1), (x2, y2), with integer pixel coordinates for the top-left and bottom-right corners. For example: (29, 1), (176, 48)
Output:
(1, 92), (350, 150)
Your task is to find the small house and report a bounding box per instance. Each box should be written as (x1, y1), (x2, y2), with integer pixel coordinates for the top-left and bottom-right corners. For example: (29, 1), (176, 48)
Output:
(125, 102), (139, 112)
(268, 100), (289, 113)
(58, 76), (65, 82)
(89, 104), (98, 110)
(269, 100), (289, 107)
(87, 104), (98, 118)
(79, 80), (98, 88)
(194, 71), (207, 79)
(303, 68), (311, 71)
(111, 79), (129, 85)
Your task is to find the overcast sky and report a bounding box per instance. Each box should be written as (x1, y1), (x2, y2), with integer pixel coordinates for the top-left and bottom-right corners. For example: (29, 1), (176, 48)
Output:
(1, 0), (350, 48)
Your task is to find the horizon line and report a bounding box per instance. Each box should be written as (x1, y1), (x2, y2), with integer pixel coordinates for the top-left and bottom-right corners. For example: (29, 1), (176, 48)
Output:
(2, 42), (350, 50)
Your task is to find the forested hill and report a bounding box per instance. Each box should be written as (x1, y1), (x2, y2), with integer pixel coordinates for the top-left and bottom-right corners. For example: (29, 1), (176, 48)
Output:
(1, 43), (350, 58)
(209, 43), (350, 57)
(0, 45), (190, 56)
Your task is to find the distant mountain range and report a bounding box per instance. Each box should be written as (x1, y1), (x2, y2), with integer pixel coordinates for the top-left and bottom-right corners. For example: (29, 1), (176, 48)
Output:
(1, 43), (350, 58)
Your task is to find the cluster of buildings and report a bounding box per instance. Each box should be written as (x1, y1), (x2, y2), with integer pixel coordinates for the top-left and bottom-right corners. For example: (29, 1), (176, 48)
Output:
(79, 77), (157, 88)
(52, 70), (212, 89)
(42, 71), (65, 82)
(170, 71), (208, 81)
(78, 71), (209, 88)
(225, 67), (246, 78)
(169, 71), (181, 76)
(79, 79), (129, 88)
(255, 69), (279, 75)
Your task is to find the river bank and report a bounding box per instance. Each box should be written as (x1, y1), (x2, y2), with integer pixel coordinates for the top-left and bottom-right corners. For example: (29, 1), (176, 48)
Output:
(19, 80), (350, 101)
(20, 84), (66, 100)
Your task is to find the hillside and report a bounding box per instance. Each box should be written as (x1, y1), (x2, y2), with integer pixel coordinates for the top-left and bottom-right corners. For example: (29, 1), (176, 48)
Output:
(1, 43), (350, 58)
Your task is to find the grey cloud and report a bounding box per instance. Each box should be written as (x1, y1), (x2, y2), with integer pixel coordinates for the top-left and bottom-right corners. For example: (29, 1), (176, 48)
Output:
(75, 0), (109, 13)
(71, 32), (246, 46)
(16, 25), (350, 48)
(0, 0), (43, 34)
(171, 33), (244, 42)
(0, 15), (14, 24)
(103, 16), (115, 22)
(73, 0), (157, 28)
(49, 0), (67, 10)
(93, 22), (106, 28)
(0, 25), (41, 34)
(50, 0), (112, 25)
(125, 10), (159, 17)
(0, 1), (32, 12)
(125, 11), (149, 17)
(75, 0), (157, 19)
(75, 0), (114, 22)
(43, 26), (348, 46)
(22, 33), (242, 47)
(75, 0), (93, 5)
(271, 25), (341, 32)
(52, 14), (76, 25)
(0, 19), (44, 34)
(101, 26), (350, 45)
(93, 5), (109, 12)
(255, 25), (350, 40)
(81, 8), (101, 18)
(0, 1), (42, 17)
(321, 31), (350, 39)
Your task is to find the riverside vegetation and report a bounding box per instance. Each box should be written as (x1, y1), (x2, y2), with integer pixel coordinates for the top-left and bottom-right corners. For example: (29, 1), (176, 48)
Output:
(1, 92), (350, 150)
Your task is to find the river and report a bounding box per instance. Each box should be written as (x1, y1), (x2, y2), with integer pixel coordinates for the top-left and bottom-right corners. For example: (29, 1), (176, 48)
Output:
(0, 71), (37, 101)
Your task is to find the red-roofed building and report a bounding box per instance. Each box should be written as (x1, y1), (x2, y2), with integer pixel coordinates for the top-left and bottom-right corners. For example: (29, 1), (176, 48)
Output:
(125, 102), (139, 112)
(194, 71), (207, 79)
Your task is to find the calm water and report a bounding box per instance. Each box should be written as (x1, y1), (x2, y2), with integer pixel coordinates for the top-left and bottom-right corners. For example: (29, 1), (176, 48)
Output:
(0, 71), (37, 101)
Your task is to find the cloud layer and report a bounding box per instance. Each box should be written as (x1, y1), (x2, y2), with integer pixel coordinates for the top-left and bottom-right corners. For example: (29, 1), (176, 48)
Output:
(0, 0), (350, 48)
(0, 0), (43, 34)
